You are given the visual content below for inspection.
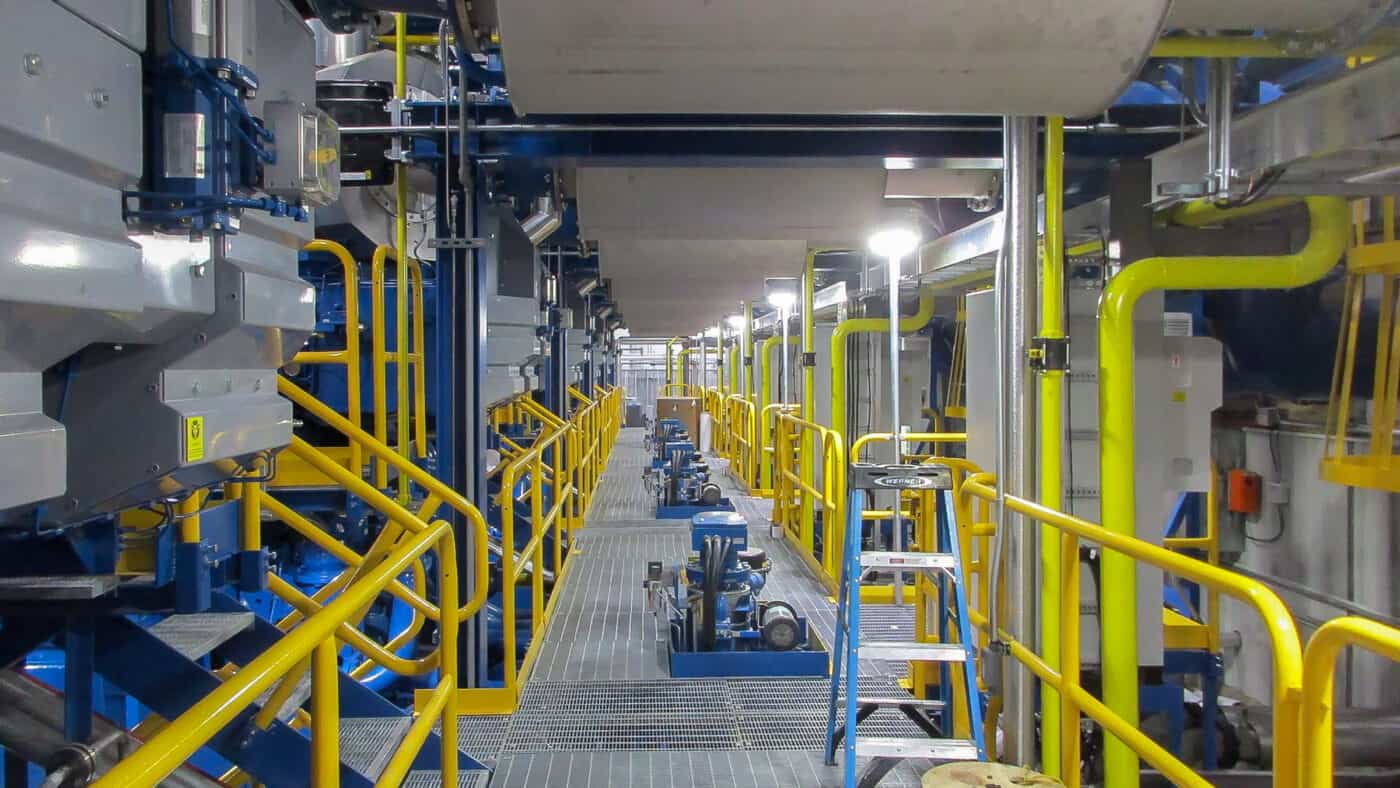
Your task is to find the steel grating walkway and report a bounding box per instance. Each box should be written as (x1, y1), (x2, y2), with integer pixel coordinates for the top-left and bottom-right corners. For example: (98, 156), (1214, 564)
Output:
(472, 429), (937, 786)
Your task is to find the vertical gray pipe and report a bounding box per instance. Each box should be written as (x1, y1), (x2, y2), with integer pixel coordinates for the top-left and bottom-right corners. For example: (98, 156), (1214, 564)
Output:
(1000, 115), (1039, 765)
(887, 254), (905, 603)
(779, 310), (790, 404)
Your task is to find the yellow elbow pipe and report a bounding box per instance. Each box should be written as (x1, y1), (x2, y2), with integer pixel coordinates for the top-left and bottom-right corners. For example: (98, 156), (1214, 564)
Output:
(1097, 196), (1349, 788)
(757, 334), (797, 489)
(829, 287), (936, 450)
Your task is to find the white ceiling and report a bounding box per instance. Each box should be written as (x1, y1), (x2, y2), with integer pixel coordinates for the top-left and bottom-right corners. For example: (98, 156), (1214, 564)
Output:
(580, 168), (889, 336)
(579, 167), (887, 243)
(600, 240), (807, 336)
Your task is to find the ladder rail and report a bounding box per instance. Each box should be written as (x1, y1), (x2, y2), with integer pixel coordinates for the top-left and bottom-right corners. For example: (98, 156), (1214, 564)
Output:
(826, 472), (986, 788)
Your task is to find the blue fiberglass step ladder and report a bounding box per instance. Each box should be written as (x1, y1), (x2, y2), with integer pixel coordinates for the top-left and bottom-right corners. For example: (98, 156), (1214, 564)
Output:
(825, 462), (986, 788)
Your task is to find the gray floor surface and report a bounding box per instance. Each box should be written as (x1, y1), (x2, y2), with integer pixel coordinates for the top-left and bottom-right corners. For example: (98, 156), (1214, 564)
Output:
(466, 428), (941, 787)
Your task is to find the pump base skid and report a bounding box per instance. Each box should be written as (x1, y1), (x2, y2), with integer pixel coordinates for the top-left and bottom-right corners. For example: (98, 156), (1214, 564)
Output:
(656, 499), (735, 519)
(668, 628), (830, 678)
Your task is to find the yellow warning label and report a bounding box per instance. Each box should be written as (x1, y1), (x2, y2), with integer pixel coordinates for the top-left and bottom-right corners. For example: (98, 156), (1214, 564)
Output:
(185, 416), (206, 463)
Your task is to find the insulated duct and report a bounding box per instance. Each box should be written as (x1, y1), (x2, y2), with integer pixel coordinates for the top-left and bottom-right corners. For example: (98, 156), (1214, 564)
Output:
(495, 0), (1172, 117)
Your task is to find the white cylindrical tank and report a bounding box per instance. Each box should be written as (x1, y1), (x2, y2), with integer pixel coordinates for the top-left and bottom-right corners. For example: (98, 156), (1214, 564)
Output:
(1166, 0), (1376, 32)
(496, 0), (1173, 117)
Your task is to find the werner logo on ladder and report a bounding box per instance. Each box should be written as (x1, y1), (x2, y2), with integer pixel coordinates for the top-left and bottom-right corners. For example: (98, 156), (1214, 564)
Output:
(825, 462), (987, 787)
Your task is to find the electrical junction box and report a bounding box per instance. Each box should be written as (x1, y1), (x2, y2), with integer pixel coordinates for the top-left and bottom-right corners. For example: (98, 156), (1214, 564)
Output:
(262, 100), (341, 207)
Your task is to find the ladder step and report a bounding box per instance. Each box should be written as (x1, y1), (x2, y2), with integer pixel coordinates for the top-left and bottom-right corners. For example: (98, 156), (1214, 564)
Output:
(857, 696), (946, 710)
(860, 552), (955, 570)
(855, 737), (979, 761)
(148, 612), (254, 661)
(341, 716), (413, 781)
(860, 642), (968, 662)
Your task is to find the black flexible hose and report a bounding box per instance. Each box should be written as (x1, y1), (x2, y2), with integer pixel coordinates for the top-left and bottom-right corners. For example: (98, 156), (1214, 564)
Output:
(699, 535), (719, 651)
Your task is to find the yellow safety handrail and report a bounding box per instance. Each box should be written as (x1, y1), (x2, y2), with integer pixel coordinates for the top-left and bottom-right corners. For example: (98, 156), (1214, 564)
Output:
(724, 395), (758, 490)
(771, 412), (846, 582)
(1301, 616), (1400, 787)
(499, 418), (576, 699)
(958, 477), (1304, 788)
(93, 518), (459, 788)
(292, 239), (364, 476)
(370, 244), (429, 491)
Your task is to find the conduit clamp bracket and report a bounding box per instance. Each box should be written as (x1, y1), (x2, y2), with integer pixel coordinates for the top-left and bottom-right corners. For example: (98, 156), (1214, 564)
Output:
(800, 352), (817, 368)
(1028, 336), (1069, 373)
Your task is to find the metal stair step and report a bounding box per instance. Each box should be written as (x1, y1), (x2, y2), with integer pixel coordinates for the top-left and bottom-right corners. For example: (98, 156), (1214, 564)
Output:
(860, 552), (955, 571)
(855, 737), (979, 761)
(253, 670), (312, 723)
(148, 612), (255, 660)
(857, 696), (946, 710)
(860, 642), (968, 662)
(402, 770), (492, 788)
(0, 574), (118, 600)
(341, 716), (413, 781)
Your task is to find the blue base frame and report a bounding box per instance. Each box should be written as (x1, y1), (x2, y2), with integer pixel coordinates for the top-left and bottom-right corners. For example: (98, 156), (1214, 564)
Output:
(656, 498), (735, 519)
(669, 628), (829, 678)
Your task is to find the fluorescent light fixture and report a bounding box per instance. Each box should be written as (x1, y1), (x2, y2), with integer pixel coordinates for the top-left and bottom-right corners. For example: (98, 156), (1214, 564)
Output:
(868, 227), (922, 259)
(725, 314), (745, 330)
(882, 156), (918, 170)
(703, 326), (720, 338)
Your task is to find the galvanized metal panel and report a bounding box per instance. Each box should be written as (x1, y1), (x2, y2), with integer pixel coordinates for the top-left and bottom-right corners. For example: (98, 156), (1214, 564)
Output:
(53, 0), (146, 51)
(496, 0), (1169, 117)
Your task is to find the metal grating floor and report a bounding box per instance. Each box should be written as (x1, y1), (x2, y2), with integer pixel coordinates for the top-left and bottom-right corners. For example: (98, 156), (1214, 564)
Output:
(402, 770), (491, 788)
(480, 436), (942, 786)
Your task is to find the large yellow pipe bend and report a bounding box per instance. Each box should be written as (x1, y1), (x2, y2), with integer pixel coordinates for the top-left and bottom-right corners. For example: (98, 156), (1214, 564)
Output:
(1095, 196), (1349, 788)
(829, 287), (937, 449)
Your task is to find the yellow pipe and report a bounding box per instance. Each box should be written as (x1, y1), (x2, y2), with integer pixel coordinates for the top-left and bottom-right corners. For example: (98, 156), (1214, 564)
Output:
(374, 677), (455, 787)
(394, 13), (410, 504)
(1040, 114), (1066, 781)
(311, 640), (340, 787)
(830, 287), (936, 452)
(666, 337), (684, 385)
(1301, 617), (1400, 787)
(296, 239), (363, 475)
(757, 335), (798, 490)
(378, 34), (454, 48)
(240, 483), (261, 552)
(1096, 196), (1347, 788)
(93, 519), (452, 788)
(1151, 34), (1395, 60)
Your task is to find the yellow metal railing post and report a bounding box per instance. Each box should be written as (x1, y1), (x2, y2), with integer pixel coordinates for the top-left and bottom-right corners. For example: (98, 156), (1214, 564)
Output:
(1301, 617), (1400, 787)
(311, 638), (340, 787)
(177, 492), (202, 544)
(1098, 196), (1348, 788)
